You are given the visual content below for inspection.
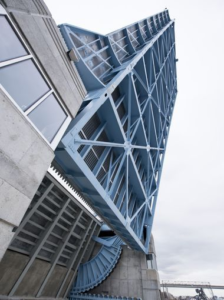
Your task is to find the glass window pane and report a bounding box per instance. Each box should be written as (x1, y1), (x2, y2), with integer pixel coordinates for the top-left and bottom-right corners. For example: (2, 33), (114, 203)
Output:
(0, 59), (50, 111)
(0, 16), (27, 62)
(28, 94), (67, 142)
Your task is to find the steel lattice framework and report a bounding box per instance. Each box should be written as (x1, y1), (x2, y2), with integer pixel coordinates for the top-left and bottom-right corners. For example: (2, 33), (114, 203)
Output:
(56, 10), (177, 253)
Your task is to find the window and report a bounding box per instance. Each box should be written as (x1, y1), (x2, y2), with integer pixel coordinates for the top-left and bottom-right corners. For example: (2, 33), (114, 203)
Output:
(0, 15), (27, 62)
(28, 94), (67, 142)
(0, 11), (71, 148)
(0, 59), (50, 111)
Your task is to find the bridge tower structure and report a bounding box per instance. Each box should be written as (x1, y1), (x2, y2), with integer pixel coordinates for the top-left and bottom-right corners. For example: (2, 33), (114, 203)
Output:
(55, 10), (178, 254)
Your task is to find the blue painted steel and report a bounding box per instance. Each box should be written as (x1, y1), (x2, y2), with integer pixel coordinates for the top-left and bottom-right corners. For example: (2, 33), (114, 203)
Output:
(91, 236), (119, 247)
(69, 293), (141, 300)
(59, 10), (171, 90)
(70, 236), (123, 294)
(56, 9), (178, 253)
(100, 224), (111, 232)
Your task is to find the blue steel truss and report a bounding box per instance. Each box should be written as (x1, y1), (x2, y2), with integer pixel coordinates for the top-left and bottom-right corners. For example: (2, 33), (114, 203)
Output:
(56, 9), (178, 254)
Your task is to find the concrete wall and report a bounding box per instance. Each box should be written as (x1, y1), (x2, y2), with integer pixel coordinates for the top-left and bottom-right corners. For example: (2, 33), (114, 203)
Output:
(0, 89), (54, 261)
(0, 250), (74, 298)
(0, 0), (86, 118)
(90, 244), (162, 300)
(0, 0), (87, 261)
(142, 269), (161, 300)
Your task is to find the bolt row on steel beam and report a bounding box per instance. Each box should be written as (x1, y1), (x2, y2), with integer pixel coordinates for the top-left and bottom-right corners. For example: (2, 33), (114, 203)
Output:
(69, 294), (142, 300)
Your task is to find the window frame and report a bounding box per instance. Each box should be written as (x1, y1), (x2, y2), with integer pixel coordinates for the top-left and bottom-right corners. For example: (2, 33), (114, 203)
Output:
(0, 5), (71, 150)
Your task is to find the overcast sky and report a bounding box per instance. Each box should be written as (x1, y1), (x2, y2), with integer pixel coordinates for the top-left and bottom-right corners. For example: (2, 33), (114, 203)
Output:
(45, 0), (224, 296)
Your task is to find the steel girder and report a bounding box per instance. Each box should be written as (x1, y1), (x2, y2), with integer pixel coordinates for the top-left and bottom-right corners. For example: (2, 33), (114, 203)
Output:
(59, 10), (172, 91)
(56, 10), (177, 253)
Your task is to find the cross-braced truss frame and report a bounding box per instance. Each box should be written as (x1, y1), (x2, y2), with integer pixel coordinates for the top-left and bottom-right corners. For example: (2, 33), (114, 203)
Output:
(56, 10), (177, 253)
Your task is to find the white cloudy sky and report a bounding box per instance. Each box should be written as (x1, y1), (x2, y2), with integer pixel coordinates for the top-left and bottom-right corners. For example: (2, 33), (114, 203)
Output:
(45, 0), (224, 296)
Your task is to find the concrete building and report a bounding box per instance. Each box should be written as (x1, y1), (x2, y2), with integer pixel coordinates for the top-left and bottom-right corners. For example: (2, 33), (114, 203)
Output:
(0, 0), (86, 260)
(0, 1), (177, 299)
